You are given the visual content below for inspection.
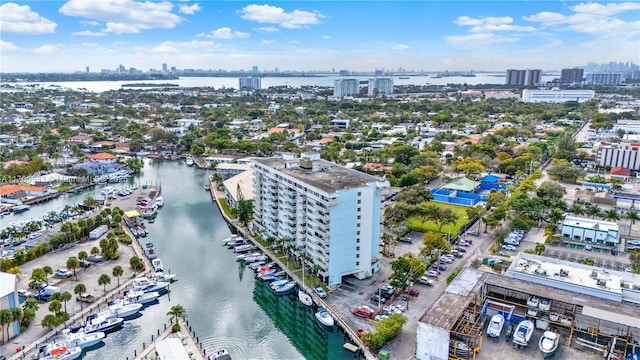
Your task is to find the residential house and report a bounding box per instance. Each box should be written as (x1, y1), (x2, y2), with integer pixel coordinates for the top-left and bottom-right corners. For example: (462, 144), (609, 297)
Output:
(88, 152), (117, 164)
(610, 166), (631, 181)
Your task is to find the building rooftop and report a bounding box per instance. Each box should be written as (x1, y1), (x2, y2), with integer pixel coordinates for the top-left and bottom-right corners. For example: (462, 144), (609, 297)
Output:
(88, 152), (117, 160)
(562, 215), (619, 232)
(419, 268), (485, 328)
(216, 163), (251, 171)
(223, 169), (254, 202)
(254, 155), (387, 194)
(0, 272), (16, 298)
(441, 177), (480, 192)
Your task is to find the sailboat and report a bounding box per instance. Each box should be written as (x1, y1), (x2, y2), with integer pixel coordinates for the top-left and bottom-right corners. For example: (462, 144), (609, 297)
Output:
(298, 265), (313, 306)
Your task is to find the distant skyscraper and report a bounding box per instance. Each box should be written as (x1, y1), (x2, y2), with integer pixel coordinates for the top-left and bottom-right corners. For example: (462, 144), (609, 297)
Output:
(585, 73), (625, 86)
(333, 79), (359, 97)
(339, 70), (350, 76)
(170, 66), (176, 73)
(368, 78), (394, 97)
(505, 69), (541, 86)
(162, 63), (168, 73)
(118, 64), (125, 73)
(252, 66), (259, 73)
(239, 76), (261, 90)
(560, 68), (584, 85)
(85, 66), (90, 74)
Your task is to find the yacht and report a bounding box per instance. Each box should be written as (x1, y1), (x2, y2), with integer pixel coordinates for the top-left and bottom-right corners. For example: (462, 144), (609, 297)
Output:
(209, 348), (232, 360)
(84, 314), (123, 333)
(56, 329), (105, 349)
(155, 196), (164, 208)
(107, 302), (143, 318)
(125, 290), (161, 304)
(185, 157), (195, 166)
(39, 344), (82, 360)
(132, 277), (170, 293)
(315, 307), (334, 327)
(152, 258), (164, 272)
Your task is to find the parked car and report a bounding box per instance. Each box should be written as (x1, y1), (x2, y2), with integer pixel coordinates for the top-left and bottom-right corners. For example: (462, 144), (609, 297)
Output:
(54, 269), (73, 278)
(314, 287), (327, 298)
(87, 255), (104, 263)
(17, 289), (34, 298)
(419, 276), (434, 286)
(425, 270), (438, 278)
(457, 247), (467, 253)
(502, 244), (517, 251)
(399, 237), (413, 244)
(406, 289), (420, 297)
(371, 294), (387, 304)
(437, 264), (447, 271)
(585, 245), (593, 251)
(79, 260), (91, 268)
(352, 306), (374, 318)
(439, 256), (453, 264)
(76, 294), (96, 303)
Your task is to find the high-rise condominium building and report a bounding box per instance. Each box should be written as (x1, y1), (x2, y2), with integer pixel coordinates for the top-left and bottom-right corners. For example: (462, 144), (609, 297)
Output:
(506, 69), (542, 86)
(333, 79), (359, 97)
(239, 76), (261, 90)
(368, 78), (394, 96)
(560, 68), (584, 85)
(162, 63), (168, 73)
(252, 153), (389, 285)
(585, 73), (625, 86)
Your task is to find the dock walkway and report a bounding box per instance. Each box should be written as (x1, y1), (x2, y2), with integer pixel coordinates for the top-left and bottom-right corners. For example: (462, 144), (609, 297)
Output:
(133, 318), (205, 360)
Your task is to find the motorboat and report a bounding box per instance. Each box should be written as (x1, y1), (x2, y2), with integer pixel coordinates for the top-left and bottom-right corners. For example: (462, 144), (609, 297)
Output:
(209, 348), (232, 360)
(226, 239), (246, 248)
(486, 314), (505, 338)
(315, 307), (334, 327)
(262, 275), (283, 283)
(223, 234), (243, 243)
(84, 314), (123, 333)
(236, 251), (262, 261)
(449, 340), (471, 356)
(270, 279), (289, 288)
(132, 278), (170, 293)
(539, 298), (551, 311)
(257, 268), (277, 279)
(527, 296), (540, 308)
(153, 271), (177, 283)
(108, 302), (143, 318)
(185, 157), (195, 166)
(549, 312), (560, 322)
(234, 244), (255, 253)
(243, 254), (268, 263)
(273, 281), (296, 295)
(155, 196), (164, 208)
(512, 320), (535, 347)
(151, 258), (164, 272)
(144, 243), (158, 260)
(298, 290), (313, 307)
(204, 184), (211, 191)
(527, 308), (539, 317)
(57, 329), (105, 349)
(125, 290), (160, 304)
(39, 344), (82, 360)
(539, 330), (560, 358)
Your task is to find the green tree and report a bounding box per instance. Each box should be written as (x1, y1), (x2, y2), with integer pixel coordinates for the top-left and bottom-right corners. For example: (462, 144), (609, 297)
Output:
(534, 243), (546, 256)
(547, 159), (584, 182)
(112, 265), (124, 287)
(91, 246), (100, 255)
(361, 313), (408, 353)
(537, 181), (566, 201)
(167, 304), (187, 324)
(0, 309), (13, 343)
(389, 254), (426, 296)
(420, 232), (451, 262)
(130, 256), (144, 271)
(41, 265), (53, 285)
(58, 291), (72, 314)
(29, 268), (47, 289)
(98, 274), (111, 294)
(453, 157), (485, 177)
(570, 204), (585, 216)
(48, 299), (62, 316)
(67, 256), (79, 280)
(41, 314), (57, 330)
(394, 186), (433, 205)
(587, 205), (602, 219)
(627, 210), (639, 235)
(603, 209), (620, 222)
(74, 283), (87, 310)
(78, 250), (88, 262)
(433, 207), (459, 233)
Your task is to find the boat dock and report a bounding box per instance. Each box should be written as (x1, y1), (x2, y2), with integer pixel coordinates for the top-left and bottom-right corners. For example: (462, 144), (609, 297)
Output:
(133, 318), (206, 360)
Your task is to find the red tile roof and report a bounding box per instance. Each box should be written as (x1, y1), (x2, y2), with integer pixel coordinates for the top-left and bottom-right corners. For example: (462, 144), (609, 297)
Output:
(610, 167), (631, 176)
(88, 152), (116, 160)
(0, 184), (48, 196)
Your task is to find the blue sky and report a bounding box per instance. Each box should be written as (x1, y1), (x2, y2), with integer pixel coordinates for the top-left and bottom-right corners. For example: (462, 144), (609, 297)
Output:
(1, 1), (638, 72)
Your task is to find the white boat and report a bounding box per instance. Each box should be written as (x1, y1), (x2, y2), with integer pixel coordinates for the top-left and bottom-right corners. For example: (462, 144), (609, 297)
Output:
(39, 344), (82, 360)
(84, 314), (123, 333)
(527, 296), (540, 308)
(209, 348), (232, 360)
(274, 281), (296, 295)
(108, 302), (143, 318)
(314, 307), (334, 327)
(298, 290), (313, 307)
(57, 329), (105, 349)
(539, 298), (551, 311)
(223, 234), (243, 243)
(512, 320), (535, 347)
(144, 243), (158, 260)
(549, 312), (560, 322)
(155, 196), (164, 208)
(243, 254), (268, 263)
(152, 258), (164, 272)
(234, 244), (255, 253)
(539, 330), (560, 358)
(185, 157), (195, 166)
(270, 279), (289, 288)
(132, 277), (170, 293)
(153, 272), (177, 283)
(236, 251), (261, 260)
(125, 290), (160, 304)
(486, 314), (505, 338)
(527, 308), (539, 317)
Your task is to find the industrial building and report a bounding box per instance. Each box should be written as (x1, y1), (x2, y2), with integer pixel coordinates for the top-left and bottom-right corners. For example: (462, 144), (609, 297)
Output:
(561, 215), (620, 246)
(251, 153), (389, 286)
(417, 256), (640, 360)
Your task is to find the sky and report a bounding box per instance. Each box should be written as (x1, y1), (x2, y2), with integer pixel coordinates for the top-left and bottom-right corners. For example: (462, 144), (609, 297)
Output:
(0, 1), (639, 73)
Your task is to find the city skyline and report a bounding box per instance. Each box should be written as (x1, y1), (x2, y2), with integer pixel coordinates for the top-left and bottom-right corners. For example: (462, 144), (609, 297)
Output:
(1, 1), (639, 73)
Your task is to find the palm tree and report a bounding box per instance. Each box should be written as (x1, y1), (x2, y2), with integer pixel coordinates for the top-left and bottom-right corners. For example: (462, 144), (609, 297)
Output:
(30, 268), (47, 289)
(167, 304), (186, 324)
(627, 210), (639, 235)
(78, 251), (88, 262)
(534, 243), (546, 256)
(0, 309), (13, 343)
(587, 205), (602, 219)
(6, 266), (21, 281)
(547, 208), (564, 227)
(98, 274), (111, 294)
(59, 292), (72, 314)
(112, 265), (124, 286)
(603, 209), (621, 222)
(67, 256), (79, 280)
(41, 266), (53, 285)
(48, 300), (62, 316)
(90, 246), (100, 256)
(569, 203), (584, 215)
(41, 314), (57, 330)
(130, 256), (144, 272)
(74, 283), (87, 310)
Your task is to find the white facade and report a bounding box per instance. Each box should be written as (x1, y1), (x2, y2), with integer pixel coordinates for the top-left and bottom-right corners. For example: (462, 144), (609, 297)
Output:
(368, 78), (394, 96)
(252, 153), (389, 285)
(596, 142), (640, 171)
(0, 272), (20, 339)
(333, 79), (359, 97)
(561, 215), (619, 245)
(239, 76), (261, 90)
(522, 89), (595, 103)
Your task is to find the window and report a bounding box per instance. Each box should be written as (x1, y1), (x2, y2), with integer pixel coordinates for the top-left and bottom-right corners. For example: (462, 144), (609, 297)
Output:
(574, 235), (581, 240)
(357, 208), (361, 212)
(356, 246), (360, 251)
(357, 215), (361, 220)
(358, 200), (361, 204)
(585, 237), (593, 242)
(356, 254), (360, 258)
(357, 231), (360, 235)
(358, 192), (362, 196)
(356, 261), (360, 266)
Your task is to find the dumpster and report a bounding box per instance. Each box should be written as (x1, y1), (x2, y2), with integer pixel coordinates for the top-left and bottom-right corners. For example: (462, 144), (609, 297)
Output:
(379, 349), (390, 360)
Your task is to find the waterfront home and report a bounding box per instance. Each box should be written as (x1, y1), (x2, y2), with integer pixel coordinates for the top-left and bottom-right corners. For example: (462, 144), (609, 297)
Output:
(0, 184), (57, 202)
(88, 152), (117, 164)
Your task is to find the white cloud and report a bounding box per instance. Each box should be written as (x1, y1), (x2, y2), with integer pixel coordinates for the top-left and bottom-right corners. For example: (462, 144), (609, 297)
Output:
(445, 33), (518, 46)
(454, 16), (513, 26)
(322, 35), (330, 39)
(239, 4), (323, 29)
(254, 26), (279, 33)
(290, 40), (300, 44)
(59, 0), (184, 34)
(0, 3), (57, 34)
(261, 39), (274, 46)
(392, 44), (409, 50)
(31, 44), (63, 55)
(0, 40), (18, 51)
(197, 27), (250, 39)
(151, 42), (179, 54)
(178, 3), (201, 15)
(72, 30), (108, 36)
(137, 40), (219, 55)
(447, 14), (538, 47)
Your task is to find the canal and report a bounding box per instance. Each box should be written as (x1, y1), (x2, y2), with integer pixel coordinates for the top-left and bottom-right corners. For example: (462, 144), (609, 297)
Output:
(7, 160), (360, 360)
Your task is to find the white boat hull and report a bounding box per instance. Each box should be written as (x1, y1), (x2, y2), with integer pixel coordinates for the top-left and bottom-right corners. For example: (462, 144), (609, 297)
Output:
(40, 345), (83, 360)
(298, 290), (313, 307)
(512, 320), (535, 347)
(487, 314), (505, 338)
(539, 331), (560, 358)
(315, 308), (334, 327)
(108, 303), (143, 318)
(61, 331), (105, 349)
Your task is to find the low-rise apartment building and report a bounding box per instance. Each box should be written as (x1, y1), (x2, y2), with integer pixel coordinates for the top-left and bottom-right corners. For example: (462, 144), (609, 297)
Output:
(251, 153), (389, 285)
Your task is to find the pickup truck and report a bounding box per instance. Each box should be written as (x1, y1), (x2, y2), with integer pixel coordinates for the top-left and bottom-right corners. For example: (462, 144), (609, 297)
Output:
(76, 294), (96, 303)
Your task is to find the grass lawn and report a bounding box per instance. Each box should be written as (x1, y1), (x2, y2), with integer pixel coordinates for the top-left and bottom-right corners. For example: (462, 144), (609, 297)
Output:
(218, 198), (236, 219)
(406, 202), (470, 235)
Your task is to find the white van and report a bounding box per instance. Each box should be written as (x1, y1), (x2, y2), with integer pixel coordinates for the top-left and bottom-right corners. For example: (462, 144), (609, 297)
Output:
(35, 286), (60, 301)
(504, 238), (520, 246)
